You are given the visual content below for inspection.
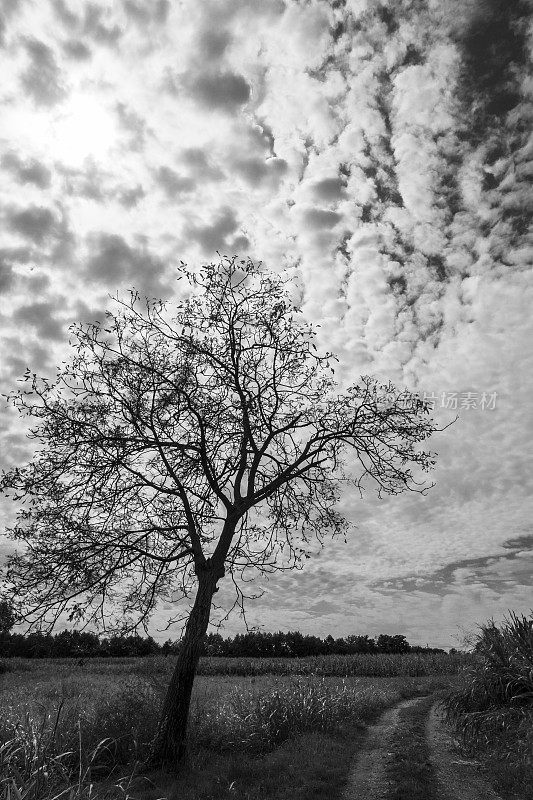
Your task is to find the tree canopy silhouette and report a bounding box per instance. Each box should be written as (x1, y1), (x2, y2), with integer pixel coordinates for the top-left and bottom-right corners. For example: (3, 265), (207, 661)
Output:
(0, 256), (438, 767)
(0, 599), (15, 636)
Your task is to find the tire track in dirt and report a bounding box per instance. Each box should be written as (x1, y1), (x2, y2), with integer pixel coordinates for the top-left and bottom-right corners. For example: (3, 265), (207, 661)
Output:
(342, 697), (504, 800)
(341, 697), (420, 800)
(427, 703), (503, 800)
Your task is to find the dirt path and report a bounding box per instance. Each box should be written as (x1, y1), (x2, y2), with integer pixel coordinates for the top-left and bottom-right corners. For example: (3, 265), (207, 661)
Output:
(342, 697), (503, 800)
(427, 703), (503, 800)
(341, 697), (419, 800)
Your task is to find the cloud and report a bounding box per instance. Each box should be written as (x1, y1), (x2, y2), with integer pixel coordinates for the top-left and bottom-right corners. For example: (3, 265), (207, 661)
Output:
(372, 541), (533, 597)
(12, 300), (65, 341)
(185, 207), (244, 253)
(503, 534), (533, 551)
(197, 29), (232, 62)
(155, 167), (195, 198)
(61, 39), (92, 60)
(60, 164), (106, 201)
(83, 4), (122, 46)
(115, 102), (146, 150)
(52, 1), (122, 45)
(20, 38), (64, 106)
(123, 0), (170, 26)
(1, 151), (52, 188)
(59, 164), (146, 209)
(312, 177), (346, 201)
(0, 0), (26, 40)
(117, 184), (145, 208)
(305, 600), (342, 618)
(231, 156), (288, 187)
(180, 148), (224, 181)
(85, 232), (169, 297)
(0, 247), (32, 293)
(7, 206), (57, 244)
(188, 71), (251, 112)
(52, 0), (78, 30)
(303, 208), (343, 230)
(0, 260), (14, 293)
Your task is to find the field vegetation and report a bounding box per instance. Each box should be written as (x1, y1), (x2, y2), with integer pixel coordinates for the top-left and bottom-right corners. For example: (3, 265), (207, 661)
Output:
(1, 650), (468, 680)
(4, 621), (531, 799)
(194, 652), (467, 677)
(0, 653), (457, 800)
(442, 612), (533, 798)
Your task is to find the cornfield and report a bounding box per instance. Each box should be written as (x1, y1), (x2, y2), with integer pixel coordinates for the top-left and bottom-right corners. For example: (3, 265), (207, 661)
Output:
(196, 652), (469, 677)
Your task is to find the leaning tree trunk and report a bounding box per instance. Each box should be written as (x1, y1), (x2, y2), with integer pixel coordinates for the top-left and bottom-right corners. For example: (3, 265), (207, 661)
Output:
(150, 563), (223, 769)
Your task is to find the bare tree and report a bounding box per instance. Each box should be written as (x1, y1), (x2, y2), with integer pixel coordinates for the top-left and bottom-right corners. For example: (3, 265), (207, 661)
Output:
(0, 257), (438, 767)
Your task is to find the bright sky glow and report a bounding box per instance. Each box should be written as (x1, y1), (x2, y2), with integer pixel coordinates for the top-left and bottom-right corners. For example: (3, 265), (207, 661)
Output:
(50, 94), (117, 166)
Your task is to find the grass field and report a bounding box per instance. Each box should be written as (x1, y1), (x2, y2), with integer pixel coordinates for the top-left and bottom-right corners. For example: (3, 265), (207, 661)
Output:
(0, 654), (461, 800)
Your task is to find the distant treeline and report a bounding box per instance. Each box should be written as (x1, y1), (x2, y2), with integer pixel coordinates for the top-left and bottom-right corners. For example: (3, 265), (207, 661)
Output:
(0, 629), (446, 659)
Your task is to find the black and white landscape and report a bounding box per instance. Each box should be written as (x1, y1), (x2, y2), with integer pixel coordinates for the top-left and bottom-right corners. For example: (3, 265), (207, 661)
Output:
(0, 1), (531, 797)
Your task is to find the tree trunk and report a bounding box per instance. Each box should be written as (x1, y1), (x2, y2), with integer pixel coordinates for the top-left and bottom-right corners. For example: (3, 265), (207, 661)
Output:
(150, 563), (223, 769)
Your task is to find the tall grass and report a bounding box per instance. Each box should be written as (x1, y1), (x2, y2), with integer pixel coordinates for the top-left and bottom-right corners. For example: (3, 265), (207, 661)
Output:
(442, 612), (533, 794)
(0, 671), (433, 798)
(0, 680), (161, 800)
(191, 678), (412, 753)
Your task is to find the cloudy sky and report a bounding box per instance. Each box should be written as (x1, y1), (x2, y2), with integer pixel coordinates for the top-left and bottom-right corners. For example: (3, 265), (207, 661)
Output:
(0, 0), (532, 647)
